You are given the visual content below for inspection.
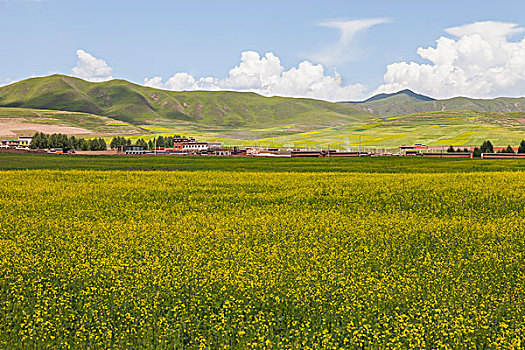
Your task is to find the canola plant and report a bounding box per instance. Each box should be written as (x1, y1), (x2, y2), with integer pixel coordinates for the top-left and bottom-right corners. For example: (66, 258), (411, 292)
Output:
(0, 170), (524, 349)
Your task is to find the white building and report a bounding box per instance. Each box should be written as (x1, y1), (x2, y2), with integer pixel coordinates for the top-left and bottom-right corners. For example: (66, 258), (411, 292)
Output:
(182, 142), (210, 153)
(0, 137), (33, 149)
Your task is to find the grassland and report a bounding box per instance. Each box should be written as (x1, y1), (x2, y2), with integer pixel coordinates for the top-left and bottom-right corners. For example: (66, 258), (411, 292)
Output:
(1, 75), (523, 148)
(121, 110), (525, 149)
(0, 152), (524, 173)
(0, 75), (374, 128)
(0, 107), (144, 138)
(0, 163), (524, 348)
(1, 107), (523, 149)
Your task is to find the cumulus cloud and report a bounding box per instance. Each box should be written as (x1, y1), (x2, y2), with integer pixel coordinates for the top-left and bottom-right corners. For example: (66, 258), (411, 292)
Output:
(376, 21), (525, 99)
(71, 49), (113, 82)
(310, 18), (390, 66)
(144, 51), (366, 101)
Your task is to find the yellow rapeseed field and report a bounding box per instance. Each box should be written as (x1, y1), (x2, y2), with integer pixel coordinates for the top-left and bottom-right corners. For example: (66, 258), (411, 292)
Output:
(0, 170), (524, 349)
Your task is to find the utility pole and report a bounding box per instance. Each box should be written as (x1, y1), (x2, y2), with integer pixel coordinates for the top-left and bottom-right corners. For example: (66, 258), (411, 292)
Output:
(154, 133), (157, 156)
(359, 136), (362, 156)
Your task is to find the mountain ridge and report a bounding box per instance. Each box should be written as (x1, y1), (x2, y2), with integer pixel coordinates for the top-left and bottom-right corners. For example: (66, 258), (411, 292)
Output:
(341, 90), (525, 117)
(0, 74), (376, 128)
(345, 89), (435, 104)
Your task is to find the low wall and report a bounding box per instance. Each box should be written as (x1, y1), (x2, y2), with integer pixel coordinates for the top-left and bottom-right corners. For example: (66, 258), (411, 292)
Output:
(327, 152), (361, 157)
(291, 152), (324, 158)
(482, 153), (525, 159)
(422, 153), (473, 158)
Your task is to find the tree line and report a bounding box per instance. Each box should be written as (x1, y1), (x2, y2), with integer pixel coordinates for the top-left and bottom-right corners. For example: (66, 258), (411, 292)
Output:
(30, 132), (107, 152)
(28, 133), (525, 155)
(29, 133), (188, 152)
(447, 140), (525, 157)
(110, 135), (186, 150)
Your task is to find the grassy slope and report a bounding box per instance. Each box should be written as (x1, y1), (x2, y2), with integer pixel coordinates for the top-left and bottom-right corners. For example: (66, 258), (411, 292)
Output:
(0, 152), (524, 172)
(0, 75), (523, 147)
(343, 94), (525, 117)
(139, 110), (525, 149)
(0, 107), (144, 135)
(0, 75), (374, 128)
(317, 110), (525, 148)
(1, 108), (523, 149)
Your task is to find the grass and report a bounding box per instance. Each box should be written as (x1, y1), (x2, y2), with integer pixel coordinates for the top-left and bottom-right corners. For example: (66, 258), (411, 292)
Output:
(0, 75), (374, 128)
(1, 106), (523, 149)
(0, 152), (524, 173)
(0, 107), (144, 135)
(128, 110), (524, 148)
(0, 76), (523, 148)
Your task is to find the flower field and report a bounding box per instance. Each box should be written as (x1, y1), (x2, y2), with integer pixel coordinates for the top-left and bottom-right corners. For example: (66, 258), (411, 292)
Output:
(0, 169), (524, 348)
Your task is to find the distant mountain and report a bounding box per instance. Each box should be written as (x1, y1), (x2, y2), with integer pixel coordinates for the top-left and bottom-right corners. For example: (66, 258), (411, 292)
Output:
(0, 75), (376, 128)
(341, 89), (525, 117)
(351, 89), (435, 104)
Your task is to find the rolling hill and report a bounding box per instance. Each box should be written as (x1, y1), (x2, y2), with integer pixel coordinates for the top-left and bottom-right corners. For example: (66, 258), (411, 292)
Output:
(200, 110), (524, 149)
(0, 75), (375, 129)
(0, 75), (523, 148)
(342, 90), (525, 117)
(0, 107), (144, 138)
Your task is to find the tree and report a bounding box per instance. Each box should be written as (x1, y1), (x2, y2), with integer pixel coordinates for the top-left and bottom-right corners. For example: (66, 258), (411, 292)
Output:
(78, 139), (89, 151)
(504, 145), (515, 154)
(58, 134), (72, 151)
(88, 138), (107, 151)
(30, 132), (42, 149)
(447, 146), (455, 153)
(135, 138), (148, 150)
(518, 140), (525, 154)
(157, 136), (165, 148)
(99, 138), (107, 150)
(69, 136), (78, 150)
(110, 136), (128, 149)
(49, 133), (58, 148)
(480, 140), (494, 154)
(110, 137), (119, 149)
(473, 147), (482, 158)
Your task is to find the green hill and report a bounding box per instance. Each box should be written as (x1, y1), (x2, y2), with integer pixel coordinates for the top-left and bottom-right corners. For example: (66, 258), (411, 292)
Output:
(342, 91), (525, 117)
(1, 76), (523, 148)
(0, 107), (144, 138)
(0, 75), (375, 129)
(219, 110), (524, 149)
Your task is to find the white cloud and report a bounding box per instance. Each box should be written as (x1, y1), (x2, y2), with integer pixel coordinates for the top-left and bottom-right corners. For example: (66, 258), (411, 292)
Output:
(71, 49), (113, 82)
(0, 78), (13, 87)
(166, 73), (199, 90)
(376, 21), (525, 99)
(144, 51), (366, 101)
(310, 18), (390, 66)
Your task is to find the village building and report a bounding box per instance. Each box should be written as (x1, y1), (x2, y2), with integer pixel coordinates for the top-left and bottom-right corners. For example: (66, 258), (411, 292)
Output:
(211, 148), (233, 156)
(117, 145), (145, 155)
(0, 136), (33, 149)
(47, 148), (63, 154)
(182, 142), (210, 153)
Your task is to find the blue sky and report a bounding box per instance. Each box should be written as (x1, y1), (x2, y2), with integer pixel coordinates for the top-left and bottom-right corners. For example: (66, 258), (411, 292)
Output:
(1, 0), (525, 100)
